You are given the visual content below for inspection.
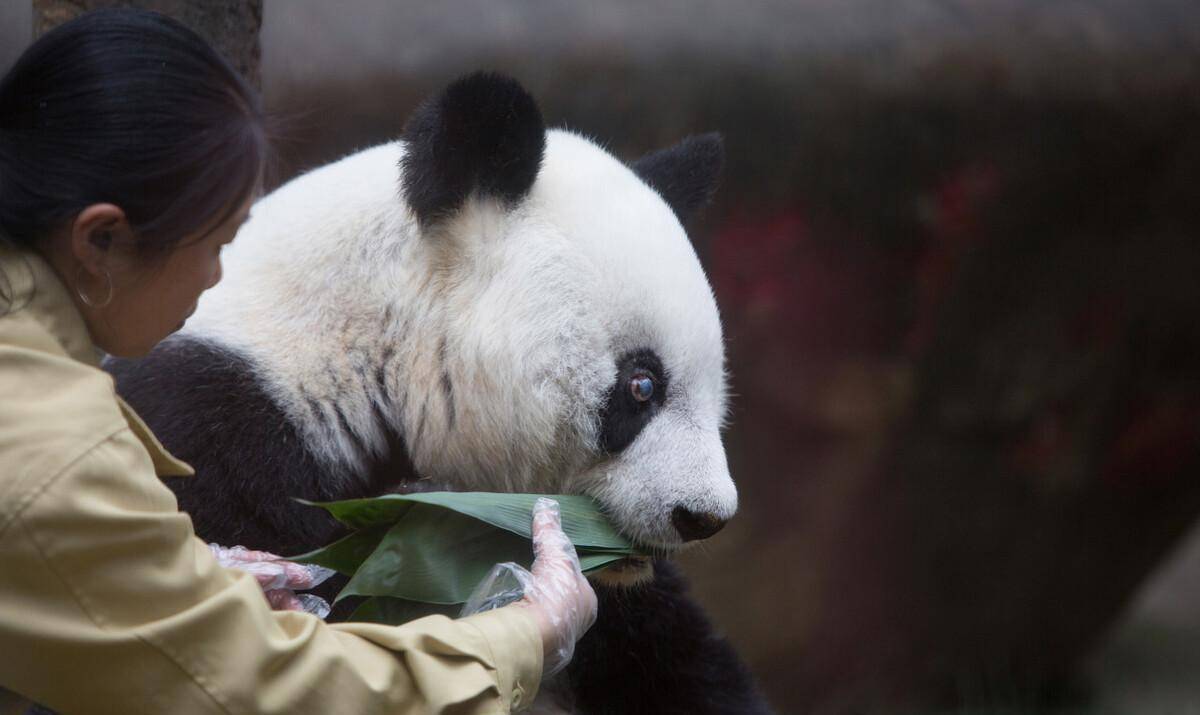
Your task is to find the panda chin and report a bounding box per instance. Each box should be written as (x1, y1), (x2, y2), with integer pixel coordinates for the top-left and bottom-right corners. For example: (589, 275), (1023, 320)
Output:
(589, 555), (655, 588)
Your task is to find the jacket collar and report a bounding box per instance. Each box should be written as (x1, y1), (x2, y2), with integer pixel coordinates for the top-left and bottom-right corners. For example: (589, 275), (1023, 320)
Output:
(0, 242), (194, 478)
(0, 240), (99, 367)
(116, 395), (195, 478)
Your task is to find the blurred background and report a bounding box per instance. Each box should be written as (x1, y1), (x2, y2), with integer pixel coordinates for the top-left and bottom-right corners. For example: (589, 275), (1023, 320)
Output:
(8, 1), (1200, 712)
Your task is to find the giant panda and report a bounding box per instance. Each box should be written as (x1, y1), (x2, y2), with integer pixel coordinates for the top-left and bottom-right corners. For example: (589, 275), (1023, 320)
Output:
(106, 72), (774, 715)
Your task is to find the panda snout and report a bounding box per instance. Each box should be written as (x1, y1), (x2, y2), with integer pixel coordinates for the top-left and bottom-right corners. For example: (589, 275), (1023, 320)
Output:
(670, 505), (728, 542)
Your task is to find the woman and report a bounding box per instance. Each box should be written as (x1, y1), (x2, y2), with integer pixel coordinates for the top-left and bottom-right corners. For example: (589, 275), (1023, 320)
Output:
(0, 9), (595, 714)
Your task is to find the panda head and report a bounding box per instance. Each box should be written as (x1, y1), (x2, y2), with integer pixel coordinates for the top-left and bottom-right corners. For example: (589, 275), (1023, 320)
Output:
(195, 72), (735, 559)
(397, 72), (736, 553)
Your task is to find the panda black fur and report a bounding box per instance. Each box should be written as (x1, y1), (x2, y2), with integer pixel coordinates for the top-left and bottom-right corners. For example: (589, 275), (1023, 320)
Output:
(105, 72), (774, 715)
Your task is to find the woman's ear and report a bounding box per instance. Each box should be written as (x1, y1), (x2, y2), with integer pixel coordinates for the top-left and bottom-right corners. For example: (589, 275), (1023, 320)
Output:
(69, 203), (130, 278)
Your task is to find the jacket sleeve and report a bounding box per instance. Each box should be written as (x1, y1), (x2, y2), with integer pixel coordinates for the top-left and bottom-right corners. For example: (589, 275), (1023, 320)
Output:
(0, 427), (543, 715)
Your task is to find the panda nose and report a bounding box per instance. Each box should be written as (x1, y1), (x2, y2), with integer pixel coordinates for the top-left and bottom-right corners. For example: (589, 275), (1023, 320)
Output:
(671, 505), (728, 542)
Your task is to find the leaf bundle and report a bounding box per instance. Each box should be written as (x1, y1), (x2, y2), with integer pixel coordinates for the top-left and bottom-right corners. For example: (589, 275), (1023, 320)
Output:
(293, 492), (643, 623)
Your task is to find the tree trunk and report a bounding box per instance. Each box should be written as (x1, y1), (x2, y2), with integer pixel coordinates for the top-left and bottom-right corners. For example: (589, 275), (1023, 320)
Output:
(33, 0), (261, 89)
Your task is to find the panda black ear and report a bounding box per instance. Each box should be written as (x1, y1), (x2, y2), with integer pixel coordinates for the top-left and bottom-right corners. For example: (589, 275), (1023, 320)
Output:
(631, 133), (725, 224)
(401, 72), (546, 227)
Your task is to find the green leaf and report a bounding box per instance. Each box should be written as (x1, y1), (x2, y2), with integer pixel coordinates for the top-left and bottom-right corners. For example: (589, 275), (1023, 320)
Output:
(578, 552), (629, 571)
(300, 492), (636, 551)
(294, 491), (643, 612)
(338, 503), (533, 604)
(291, 523), (391, 576)
(333, 504), (634, 605)
(293, 496), (418, 531)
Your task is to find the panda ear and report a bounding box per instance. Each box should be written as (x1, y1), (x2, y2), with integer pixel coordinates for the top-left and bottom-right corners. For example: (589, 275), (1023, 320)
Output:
(631, 133), (725, 224)
(401, 72), (546, 227)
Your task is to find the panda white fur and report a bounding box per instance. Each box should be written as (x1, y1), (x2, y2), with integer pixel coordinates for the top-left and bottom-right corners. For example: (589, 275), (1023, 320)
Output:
(106, 73), (773, 715)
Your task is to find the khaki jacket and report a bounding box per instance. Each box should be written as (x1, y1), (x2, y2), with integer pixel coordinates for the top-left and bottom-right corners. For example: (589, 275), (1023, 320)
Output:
(0, 244), (541, 714)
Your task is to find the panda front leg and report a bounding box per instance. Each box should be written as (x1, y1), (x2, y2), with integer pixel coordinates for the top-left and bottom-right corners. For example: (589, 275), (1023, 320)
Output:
(562, 560), (775, 715)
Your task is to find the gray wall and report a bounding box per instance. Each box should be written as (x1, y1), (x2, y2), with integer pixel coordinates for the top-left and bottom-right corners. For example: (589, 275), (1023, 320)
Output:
(0, 2), (32, 75)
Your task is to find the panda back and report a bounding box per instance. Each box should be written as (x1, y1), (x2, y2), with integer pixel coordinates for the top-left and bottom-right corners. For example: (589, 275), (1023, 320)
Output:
(105, 336), (401, 557)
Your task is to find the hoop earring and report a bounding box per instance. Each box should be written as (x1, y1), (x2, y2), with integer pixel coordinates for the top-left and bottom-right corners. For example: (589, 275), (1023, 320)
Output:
(76, 266), (114, 309)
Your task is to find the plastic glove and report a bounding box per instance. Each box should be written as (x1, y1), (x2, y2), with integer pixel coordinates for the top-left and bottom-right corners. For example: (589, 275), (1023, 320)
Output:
(461, 497), (598, 677)
(208, 543), (336, 619)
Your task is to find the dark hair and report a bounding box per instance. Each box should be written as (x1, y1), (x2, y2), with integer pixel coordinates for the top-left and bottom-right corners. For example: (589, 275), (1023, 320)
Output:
(0, 8), (267, 255)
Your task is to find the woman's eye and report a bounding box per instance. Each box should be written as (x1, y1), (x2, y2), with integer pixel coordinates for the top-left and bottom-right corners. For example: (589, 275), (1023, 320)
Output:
(630, 375), (655, 403)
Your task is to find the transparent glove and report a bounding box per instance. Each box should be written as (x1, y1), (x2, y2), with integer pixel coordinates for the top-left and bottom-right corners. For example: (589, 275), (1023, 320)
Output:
(207, 543), (336, 619)
(461, 497), (598, 677)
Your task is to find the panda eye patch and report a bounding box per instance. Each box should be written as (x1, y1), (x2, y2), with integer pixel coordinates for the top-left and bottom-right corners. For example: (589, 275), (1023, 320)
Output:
(598, 350), (668, 454)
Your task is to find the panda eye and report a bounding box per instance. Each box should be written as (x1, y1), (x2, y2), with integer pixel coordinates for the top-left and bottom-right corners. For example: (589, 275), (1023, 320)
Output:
(630, 375), (654, 402)
(597, 349), (668, 454)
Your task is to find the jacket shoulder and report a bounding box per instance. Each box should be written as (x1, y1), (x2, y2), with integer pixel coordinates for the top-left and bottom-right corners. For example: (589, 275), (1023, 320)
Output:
(0, 310), (128, 522)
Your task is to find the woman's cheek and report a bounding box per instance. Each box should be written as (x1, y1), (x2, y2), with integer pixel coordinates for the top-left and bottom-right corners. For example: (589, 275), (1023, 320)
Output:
(209, 259), (223, 289)
(204, 253), (223, 291)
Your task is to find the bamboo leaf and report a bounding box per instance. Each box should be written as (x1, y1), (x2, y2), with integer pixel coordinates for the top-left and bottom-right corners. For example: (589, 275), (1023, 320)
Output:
(337, 504), (532, 604)
(300, 492), (635, 551)
(291, 523), (391, 576)
(294, 496), (417, 531)
(578, 552), (630, 571)
(333, 504), (632, 605)
(295, 491), (642, 611)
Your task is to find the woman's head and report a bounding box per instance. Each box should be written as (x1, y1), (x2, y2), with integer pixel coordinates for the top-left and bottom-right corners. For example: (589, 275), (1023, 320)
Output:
(0, 8), (266, 356)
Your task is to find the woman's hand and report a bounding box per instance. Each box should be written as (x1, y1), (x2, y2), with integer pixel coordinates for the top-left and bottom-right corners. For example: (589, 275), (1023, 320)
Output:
(514, 498), (599, 675)
(207, 543), (336, 618)
(461, 498), (599, 677)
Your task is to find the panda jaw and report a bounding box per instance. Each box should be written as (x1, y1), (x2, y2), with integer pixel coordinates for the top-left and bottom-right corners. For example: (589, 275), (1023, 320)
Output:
(589, 555), (655, 588)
